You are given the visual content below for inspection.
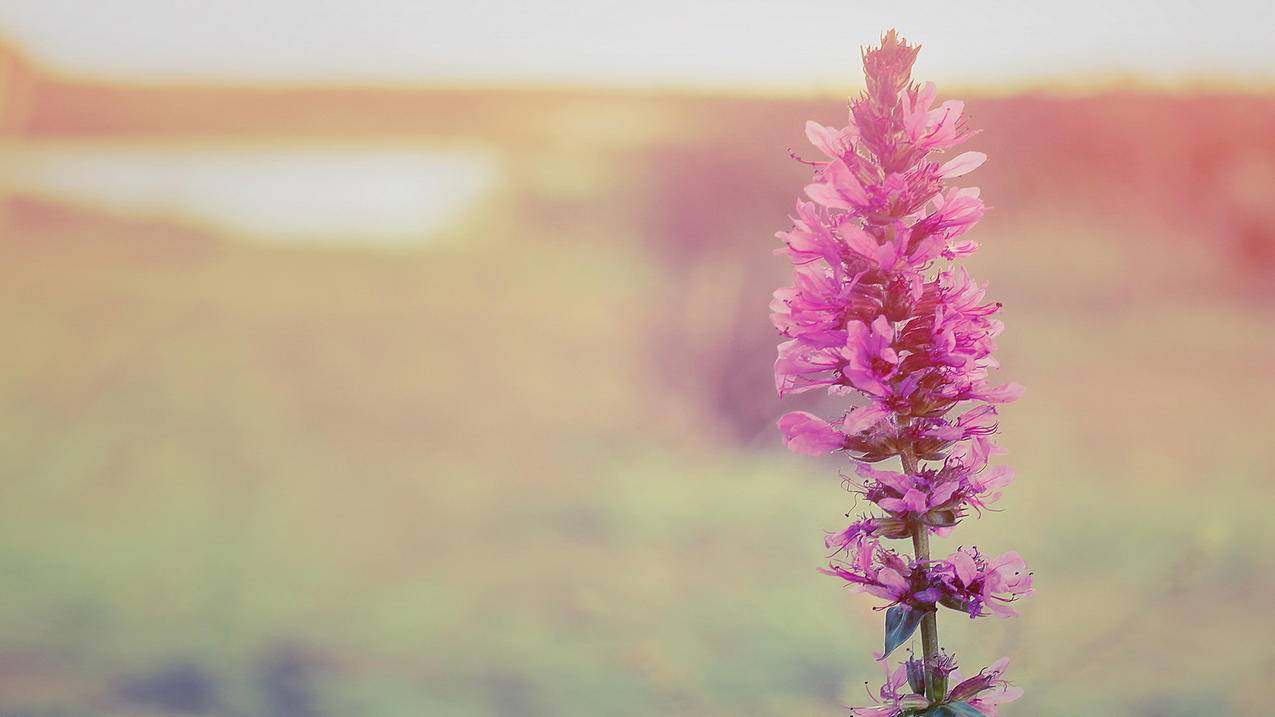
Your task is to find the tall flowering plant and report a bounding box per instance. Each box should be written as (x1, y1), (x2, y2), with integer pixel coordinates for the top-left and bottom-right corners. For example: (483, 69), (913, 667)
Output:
(772, 31), (1030, 716)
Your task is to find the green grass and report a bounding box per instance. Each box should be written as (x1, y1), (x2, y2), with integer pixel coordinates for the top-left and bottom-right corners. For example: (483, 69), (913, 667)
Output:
(1, 197), (1273, 716)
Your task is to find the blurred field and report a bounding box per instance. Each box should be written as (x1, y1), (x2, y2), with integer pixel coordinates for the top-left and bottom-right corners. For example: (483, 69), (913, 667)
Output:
(2, 53), (1275, 716)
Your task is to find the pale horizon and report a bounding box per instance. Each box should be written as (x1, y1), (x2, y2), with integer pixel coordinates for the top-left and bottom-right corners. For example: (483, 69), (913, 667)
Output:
(2, 0), (1274, 93)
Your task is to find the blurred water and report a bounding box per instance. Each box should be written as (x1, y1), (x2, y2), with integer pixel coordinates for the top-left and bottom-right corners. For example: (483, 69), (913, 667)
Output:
(0, 139), (500, 243)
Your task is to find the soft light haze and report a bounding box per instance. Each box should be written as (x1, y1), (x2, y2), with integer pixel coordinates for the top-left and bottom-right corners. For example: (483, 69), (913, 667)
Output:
(2, 0), (1274, 90)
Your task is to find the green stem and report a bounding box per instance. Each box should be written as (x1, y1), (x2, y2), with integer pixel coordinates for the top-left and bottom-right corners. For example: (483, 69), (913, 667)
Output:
(902, 448), (943, 704)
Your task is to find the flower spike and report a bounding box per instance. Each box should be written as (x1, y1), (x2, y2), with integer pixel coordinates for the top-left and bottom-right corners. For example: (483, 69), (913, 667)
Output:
(772, 30), (1032, 713)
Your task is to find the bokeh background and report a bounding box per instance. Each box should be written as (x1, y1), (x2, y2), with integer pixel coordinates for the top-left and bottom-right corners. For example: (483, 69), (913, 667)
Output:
(1, 2), (1274, 715)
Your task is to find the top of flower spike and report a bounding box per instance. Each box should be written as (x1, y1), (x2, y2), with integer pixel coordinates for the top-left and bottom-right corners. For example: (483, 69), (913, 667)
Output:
(861, 30), (921, 103)
(773, 29), (1019, 535)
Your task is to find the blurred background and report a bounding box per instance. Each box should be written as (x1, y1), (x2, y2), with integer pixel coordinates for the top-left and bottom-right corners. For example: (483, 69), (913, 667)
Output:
(1, 2), (1273, 715)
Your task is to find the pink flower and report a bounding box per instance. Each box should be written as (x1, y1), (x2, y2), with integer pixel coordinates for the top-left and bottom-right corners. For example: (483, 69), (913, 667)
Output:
(842, 316), (900, 398)
(947, 658), (1024, 716)
(850, 659), (929, 717)
(806, 158), (868, 211)
(774, 81), (1019, 466)
(825, 519), (877, 553)
(921, 405), (999, 443)
(940, 151), (987, 179)
(777, 411), (847, 455)
(772, 29), (1031, 710)
(844, 401), (892, 435)
(819, 539), (945, 608)
(805, 120), (857, 161)
(822, 539), (1031, 619)
(939, 547), (1034, 618)
(773, 339), (844, 396)
(826, 516), (911, 551)
(774, 200), (845, 270)
(852, 655), (1022, 717)
(848, 448), (1013, 529)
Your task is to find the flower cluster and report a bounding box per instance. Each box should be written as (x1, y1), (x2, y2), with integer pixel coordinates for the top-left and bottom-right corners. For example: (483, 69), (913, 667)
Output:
(819, 539), (1032, 619)
(853, 657), (1023, 717)
(771, 30), (1031, 715)
(846, 443), (1014, 535)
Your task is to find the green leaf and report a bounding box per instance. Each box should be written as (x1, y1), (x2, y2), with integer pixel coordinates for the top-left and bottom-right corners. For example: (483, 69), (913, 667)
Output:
(883, 605), (924, 657)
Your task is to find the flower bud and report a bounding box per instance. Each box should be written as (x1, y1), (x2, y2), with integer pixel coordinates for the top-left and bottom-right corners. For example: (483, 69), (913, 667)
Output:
(906, 658), (926, 695)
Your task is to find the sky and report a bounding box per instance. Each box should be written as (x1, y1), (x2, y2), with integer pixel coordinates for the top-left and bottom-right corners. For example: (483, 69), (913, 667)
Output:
(1, 0), (1274, 91)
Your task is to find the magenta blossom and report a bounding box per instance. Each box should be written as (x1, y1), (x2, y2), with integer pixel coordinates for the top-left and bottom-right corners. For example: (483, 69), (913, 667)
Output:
(818, 538), (946, 609)
(847, 449), (1015, 532)
(851, 659), (929, 717)
(820, 538), (1032, 619)
(936, 547), (1034, 618)
(778, 411), (847, 456)
(773, 29), (1022, 489)
(852, 656), (1022, 717)
(772, 30), (1032, 710)
(825, 516), (912, 552)
(945, 658), (1025, 716)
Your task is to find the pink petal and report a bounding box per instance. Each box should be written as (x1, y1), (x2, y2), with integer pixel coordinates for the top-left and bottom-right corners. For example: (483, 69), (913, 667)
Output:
(950, 549), (978, 587)
(804, 182), (851, 210)
(901, 489), (928, 512)
(916, 81), (937, 110)
(979, 466), (1015, 491)
(805, 121), (852, 159)
(857, 540), (878, 573)
(844, 403), (890, 434)
(930, 480), (960, 505)
(986, 601), (1018, 618)
(940, 151), (987, 178)
(837, 219), (879, 259)
(878, 498), (908, 512)
(987, 686), (1025, 704)
(988, 551), (1026, 575)
(980, 382), (1025, 403)
(876, 568), (909, 594)
(928, 99), (965, 129)
(777, 411), (846, 455)
(856, 463), (910, 493)
(826, 159), (867, 204)
(870, 315), (895, 342)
